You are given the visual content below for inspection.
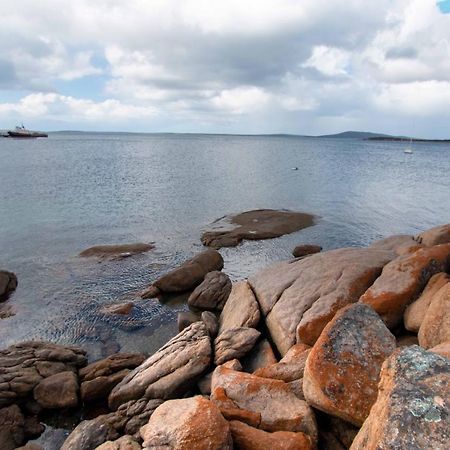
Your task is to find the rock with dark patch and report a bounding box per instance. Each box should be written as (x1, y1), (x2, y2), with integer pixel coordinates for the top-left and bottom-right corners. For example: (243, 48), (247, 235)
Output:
(141, 250), (224, 298)
(360, 244), (450, 329)
(0, 270), (17, 300)
(188, 271), (232, 311)
(140, 396), (233, 450)
(177, 311), (199, 332)
(214, 327), (260, 365)
(79, 243), (154, 260)
(415, 223), (450, 246)
(418, 282), (450, 349)
(201, 311), (219, 337)
(292, 244), (322, 258)
(229, 420), (314, 450)
(350, 346), (450, 449)
(0, 405), (25, 450)
(201, 209), (315, 249)
(404, 272), (449, 332)
(303, 304), (396, 426)
(211, 366), (317, 439)
(108, 322), (211, 410)
(80, 353), (146, 402)
(0, 341), (87, 408)
(241, 339), (277, 373)
(249, 247), (394, 354)
(33, 371), (79, 409)
(95, 435), (142, 450)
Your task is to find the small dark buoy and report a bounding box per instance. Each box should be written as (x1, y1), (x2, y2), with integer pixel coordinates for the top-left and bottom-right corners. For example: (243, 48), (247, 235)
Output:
(291, 167), (298, 170)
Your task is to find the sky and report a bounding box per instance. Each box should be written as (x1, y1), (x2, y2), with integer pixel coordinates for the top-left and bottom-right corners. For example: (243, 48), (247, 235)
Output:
(0, 0), (449, 137)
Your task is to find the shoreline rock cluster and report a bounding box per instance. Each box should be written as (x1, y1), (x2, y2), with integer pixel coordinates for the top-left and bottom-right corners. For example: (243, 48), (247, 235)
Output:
(1, 223), (450, 449)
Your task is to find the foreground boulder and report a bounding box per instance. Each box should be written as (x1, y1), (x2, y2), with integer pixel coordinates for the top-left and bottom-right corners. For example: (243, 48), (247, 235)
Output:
(109, 322), (211, 410)
(140, 396), (232, 449)
(249, 247), (394, 353)
(211, 366), (317, 439)
(404, 272), (449, 332)
(0, 341), (86, 408)
(187, 271), (232, 311)
(229, 420), (313, 450)
(415, 223), (450, 246)
(0, 270), (18, 299)
(360, 244), (450, 328)
(303, 304), (395, 426)
(350, 346), (450, 449)
(141, 250), (224, 298)
(33, 371), (79, 409)
(214, 327), (260, 365)
(418, 282), (450, 349)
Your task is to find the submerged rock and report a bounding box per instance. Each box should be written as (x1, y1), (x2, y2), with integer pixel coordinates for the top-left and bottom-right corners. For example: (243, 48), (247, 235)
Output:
(201, 209), (315, 249)
(0, 270), (17, 299)
(350, 346), (450, 449)
(79, 243), (154, 260)
(140, 396), (233, 450)
(303, 303), (395, 426)
(141, 249), (224, 298)
(187, 271), (232, 311)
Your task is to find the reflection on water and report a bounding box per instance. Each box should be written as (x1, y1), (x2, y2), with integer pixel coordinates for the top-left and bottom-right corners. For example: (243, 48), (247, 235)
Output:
(0, 133), (449, 358)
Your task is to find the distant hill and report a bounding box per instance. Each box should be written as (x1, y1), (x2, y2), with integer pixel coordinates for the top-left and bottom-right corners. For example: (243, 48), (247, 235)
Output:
(316, 131), (393, 139)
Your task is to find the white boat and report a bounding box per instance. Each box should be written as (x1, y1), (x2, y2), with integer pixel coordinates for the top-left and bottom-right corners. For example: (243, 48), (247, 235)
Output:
(404, 138), (413, 154)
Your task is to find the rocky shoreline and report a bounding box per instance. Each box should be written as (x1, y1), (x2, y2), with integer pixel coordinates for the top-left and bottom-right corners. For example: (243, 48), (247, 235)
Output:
(1, 222), (450, 449)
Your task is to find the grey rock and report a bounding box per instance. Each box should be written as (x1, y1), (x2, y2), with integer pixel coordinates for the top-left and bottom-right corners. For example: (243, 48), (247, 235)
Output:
(188, 271), (232, 311)
(214, 327), (261, 365)
(201, 311), (219, 337)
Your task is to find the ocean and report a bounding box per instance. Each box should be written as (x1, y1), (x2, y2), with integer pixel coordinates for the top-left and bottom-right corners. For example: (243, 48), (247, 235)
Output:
(1, 132), (449, 359)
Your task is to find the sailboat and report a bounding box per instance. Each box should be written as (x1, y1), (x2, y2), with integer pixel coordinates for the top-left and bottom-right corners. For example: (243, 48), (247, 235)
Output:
(404, 137), (413, 154)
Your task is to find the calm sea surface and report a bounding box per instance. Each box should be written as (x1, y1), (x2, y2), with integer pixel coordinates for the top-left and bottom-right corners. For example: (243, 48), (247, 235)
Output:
(1, 132), (449, 359)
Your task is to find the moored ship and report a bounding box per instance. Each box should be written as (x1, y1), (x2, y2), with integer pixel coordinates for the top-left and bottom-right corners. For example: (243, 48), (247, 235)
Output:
(7, 124), (48, 138)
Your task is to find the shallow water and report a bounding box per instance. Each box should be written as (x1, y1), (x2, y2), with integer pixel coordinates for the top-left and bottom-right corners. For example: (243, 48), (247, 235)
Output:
(1, 132), (449, 359)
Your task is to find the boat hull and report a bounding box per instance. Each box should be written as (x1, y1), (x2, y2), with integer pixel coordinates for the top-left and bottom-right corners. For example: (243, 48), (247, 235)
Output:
(7, 131), (48, 138)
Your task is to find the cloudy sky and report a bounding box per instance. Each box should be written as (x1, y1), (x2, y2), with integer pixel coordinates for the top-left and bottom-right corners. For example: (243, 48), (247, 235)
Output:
(0, 0), (449, 137)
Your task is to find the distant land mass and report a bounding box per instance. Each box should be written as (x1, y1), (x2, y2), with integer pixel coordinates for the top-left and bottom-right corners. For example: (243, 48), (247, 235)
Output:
(316, 131), (393, 139)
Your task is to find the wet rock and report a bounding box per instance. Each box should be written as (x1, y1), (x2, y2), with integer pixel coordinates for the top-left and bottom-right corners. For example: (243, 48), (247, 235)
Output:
(201, 311), (219, 337)
(429, 341), (450, 359)
(33, 371), (79, 409)
(292, 244), (322, 258)
(177, 311), (199, 332)
(415, 223), (450, 246)
(350, 346), (450, 450)
(0, 404), (25, 450)
(0, 341), (87, 408)
(249, 247), (394, 354)
(241, 338), (277, 373)
(141, 250), (224, 298)
(303, 304), (396, 426)
(109, 322), (211, 410)
(100, 303), (134, 316)
(218, 281), (260, 334)
(201, 209), (315, 249)
(418, 282), (450, 348)
(79, 243), (154, 260)
(140, 396), (233, 449)
(0, 270), (17, 299)
(404, 272), (449, 332)
(360, 244), (450, 329)
(95, 435), (142, 450)
(211, 366), (317, 439)
(229, 420), (314, 450)
(188, 271), (232, 311)
(214, 327), (260, 365)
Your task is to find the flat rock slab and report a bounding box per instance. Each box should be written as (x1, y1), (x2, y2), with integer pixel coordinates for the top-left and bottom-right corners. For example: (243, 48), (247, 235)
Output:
(249, 247), (394, 354)
(140, 396), (232, 449)
(350, 346), (450, 450)
(201, 209), (315, 249)
(360, 243), (450, 328)
(108, 322), (211, 410)
(303, 304), (396, 426)
(79, 243), (154, 260)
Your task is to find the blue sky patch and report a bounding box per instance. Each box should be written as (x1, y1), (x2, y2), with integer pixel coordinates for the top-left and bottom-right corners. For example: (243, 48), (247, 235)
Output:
(438, 0), (450, 13)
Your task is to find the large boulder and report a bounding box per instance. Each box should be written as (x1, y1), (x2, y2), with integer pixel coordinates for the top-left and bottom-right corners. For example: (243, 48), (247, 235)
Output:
(303, 304), (395, 426)
(418, 282), (450, 349)
(187, 271), (232, 311)
(33, 371), (79, 409)
(404, 272), (449, 332)
(350, 346), (450, 449)
(360, 244), (450, 329)
(140, 396), (232, 449)
(415, 223), (450, 246)
(0, 341), (86, 408)
(211, 366), (317, 439)
(0, 270), (17, 299)
(248, 247), (394, 353)
(214, 327), (260, 365)
(141, 249), (224, 298)
(229, 420), (313, 450)
(108, 322), (211, 410)
(0, 405), (25, 450)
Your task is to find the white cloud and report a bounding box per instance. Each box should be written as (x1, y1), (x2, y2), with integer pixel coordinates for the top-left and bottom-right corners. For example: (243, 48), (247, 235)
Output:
(302, 46), (351, 76)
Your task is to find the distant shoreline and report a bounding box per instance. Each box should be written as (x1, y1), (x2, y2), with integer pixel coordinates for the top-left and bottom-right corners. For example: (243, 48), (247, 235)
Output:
(367, 137), (450, 143)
